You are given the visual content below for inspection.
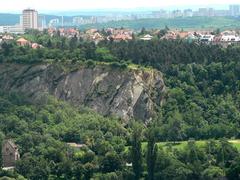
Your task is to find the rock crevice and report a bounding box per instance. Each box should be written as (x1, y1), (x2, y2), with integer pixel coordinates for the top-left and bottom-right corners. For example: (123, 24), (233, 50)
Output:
(0, 63), (165, 122)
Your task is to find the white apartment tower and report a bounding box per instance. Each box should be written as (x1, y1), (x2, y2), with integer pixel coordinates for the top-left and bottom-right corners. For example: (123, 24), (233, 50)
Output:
(229, 5), (240, 16)
(21, 9), (38, 30)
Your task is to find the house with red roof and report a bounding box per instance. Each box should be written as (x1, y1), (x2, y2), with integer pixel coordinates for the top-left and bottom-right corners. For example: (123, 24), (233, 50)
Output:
(17, 37), (30, 46)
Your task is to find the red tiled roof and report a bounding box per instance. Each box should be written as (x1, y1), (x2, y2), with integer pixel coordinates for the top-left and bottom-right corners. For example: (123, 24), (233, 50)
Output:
(17, 38), (29, 43)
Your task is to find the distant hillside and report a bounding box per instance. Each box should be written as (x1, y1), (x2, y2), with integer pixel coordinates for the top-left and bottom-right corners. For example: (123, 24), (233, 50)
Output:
(79, 16), (240, 30)
(1, 14), (239, 30)
(0, 13), (19, 25)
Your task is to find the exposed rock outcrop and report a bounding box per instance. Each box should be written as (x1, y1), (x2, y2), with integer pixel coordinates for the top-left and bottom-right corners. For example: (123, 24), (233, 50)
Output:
(0, 63), (165, 122)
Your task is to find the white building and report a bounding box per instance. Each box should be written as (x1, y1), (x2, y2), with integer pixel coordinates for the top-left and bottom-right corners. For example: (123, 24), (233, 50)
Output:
(0, 25), (24, 34)
(184, 9), (193, 17)
(221, 35), (240, 42)
(38, 15), (46, 30)
(229, 5), (240, 16)
(200, 35), (215, 42)
(140, 34), (153, 41)
(21, 9), (38, 30)
(48, 19), (60, 27)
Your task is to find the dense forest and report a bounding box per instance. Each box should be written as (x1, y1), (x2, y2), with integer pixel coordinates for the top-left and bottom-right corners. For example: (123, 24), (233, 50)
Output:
(0, 92), (240, 179)
(1, 32), (240, 140)
(99, 40), (240, 140)
(1, 30), (240, 179)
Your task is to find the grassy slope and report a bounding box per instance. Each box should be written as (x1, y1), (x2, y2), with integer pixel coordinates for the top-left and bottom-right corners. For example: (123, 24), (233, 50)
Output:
(142, 140), (240, 151)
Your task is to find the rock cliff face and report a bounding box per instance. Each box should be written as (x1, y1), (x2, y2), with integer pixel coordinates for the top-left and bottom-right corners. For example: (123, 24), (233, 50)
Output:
(0, 63), (165, 122)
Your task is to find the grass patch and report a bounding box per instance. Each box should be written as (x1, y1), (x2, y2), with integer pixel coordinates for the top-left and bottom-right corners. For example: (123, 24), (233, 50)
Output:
(229, 140), (240, 151)
(140, 140), (240, 152)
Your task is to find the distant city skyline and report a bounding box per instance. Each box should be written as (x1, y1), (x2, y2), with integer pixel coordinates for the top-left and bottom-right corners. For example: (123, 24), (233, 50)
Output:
(0, 0), (240, 13)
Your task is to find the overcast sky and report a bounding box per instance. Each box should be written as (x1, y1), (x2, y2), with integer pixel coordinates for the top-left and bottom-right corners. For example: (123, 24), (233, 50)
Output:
(0, 0), (239, 12)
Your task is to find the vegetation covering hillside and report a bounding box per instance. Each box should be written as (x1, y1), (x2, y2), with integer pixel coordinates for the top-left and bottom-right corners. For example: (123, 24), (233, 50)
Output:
(1, 30), (240, 179)
(100, 40), (240, 140)
(0, 14), (19, 26)
(0, 92), (240, 180)
(80, 16), (240, 30)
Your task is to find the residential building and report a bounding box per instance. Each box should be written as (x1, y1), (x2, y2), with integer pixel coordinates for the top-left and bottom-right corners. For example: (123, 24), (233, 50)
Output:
(222, 30), (237, 36)
(31, 43), (43, 49)
(2, 35), (14, 40)
(214, 10), (230, 16)
(196, 8), (215, 17)
(140, 34), (153, 41)
(73, 17), (84, 25)
(48, 19), (60, 27)
(197, 8), (208, 16)
(111, 34), (133, 41)
(2, 140), (20, 168)
(209, 8), (215, 16)
(161, 31), (189, 40)
(92, 32), (104, 44)
(161, 31), (177, 40)
(183, 9), (193, 17)
(38, 15), (46, 30)
(229, 5), (240, 16)
(152, 10), (168, 18)
(172, 10), (183, 18)
(177, 31), (189, 39)
(17, 37), (30, 46)
(221, 35), (240, 42)
(21, 9), (38, 30)
(200, 35), (215, 42)
(86, 29), (98, 34)
(186, 33), (199, 42)
(0, 25), (24, 34)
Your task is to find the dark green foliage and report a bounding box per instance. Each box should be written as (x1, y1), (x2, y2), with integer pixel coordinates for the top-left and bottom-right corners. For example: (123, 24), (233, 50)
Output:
(226, 157), (240, 180)
(146, 126), (158, 180)
(130, 123), (143, 180)
(1, 30), (240, 179)
(0, 92), (239, 179)
(0, 93), (127, 179)
(100, 152), (122, 173)
(202, 166), (225, 180)
(98, 39), (240, 140)
(69, 35), (78, 50)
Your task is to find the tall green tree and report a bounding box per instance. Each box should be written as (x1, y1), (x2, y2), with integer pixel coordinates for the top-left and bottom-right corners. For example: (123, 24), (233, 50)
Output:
(69, 35), (78, 51)
(227, 156), (240, 180)
(167, 111), (184, 143)
(130, 123), (143, 180)
(146, 126), (158, 180)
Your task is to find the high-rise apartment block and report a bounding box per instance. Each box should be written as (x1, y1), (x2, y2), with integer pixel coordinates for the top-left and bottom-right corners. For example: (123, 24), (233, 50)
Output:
(21, 9), (38, 30)
(229, 5), (240, 16)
